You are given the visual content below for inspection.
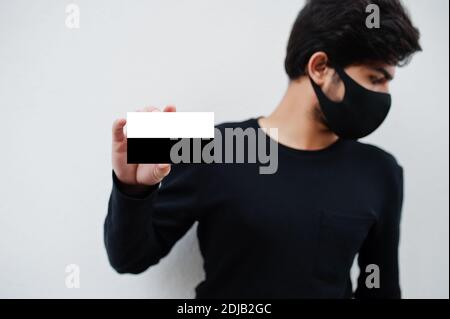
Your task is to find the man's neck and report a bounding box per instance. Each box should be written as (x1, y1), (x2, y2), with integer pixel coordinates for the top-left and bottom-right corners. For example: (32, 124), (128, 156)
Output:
(259, 77), (339, 151)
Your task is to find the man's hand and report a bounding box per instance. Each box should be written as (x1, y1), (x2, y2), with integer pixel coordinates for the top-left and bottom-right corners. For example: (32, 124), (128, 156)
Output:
(112, 106), (176, 187)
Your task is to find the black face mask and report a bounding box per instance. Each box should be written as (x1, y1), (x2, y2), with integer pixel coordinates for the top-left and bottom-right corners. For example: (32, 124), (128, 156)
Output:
(309, 65), (392, 140)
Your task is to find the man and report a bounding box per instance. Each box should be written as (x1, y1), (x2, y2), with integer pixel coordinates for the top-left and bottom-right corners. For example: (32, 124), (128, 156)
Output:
(105, 0), (421, 298)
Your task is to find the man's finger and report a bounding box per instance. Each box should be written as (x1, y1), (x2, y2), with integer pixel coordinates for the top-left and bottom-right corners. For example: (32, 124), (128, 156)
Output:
(112, 118), (127, 143)
(153, 164), (171, 181)
(163, 105), (177, 112)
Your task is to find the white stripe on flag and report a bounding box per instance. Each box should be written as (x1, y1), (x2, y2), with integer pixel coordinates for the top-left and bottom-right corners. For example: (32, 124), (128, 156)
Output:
(126, 112), (215, 139)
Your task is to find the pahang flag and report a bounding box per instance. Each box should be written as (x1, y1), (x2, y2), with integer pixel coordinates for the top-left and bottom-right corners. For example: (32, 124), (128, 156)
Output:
(126, 112), (215, 164)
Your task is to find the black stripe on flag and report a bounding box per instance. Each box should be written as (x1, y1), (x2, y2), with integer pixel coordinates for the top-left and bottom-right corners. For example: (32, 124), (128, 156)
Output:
(127, 138), (215, 164)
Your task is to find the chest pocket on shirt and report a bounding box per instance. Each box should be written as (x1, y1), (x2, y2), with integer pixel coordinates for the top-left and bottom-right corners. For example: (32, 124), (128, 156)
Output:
(312, 209), (376, 286)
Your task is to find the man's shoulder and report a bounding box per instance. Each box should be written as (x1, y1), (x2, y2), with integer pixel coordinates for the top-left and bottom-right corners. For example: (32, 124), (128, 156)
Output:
(346, 140), (403, 175)
(215, 118), (258, 132)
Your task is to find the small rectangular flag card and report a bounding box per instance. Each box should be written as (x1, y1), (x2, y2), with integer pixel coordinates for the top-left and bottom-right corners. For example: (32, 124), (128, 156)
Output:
(126, 112), (215, 164)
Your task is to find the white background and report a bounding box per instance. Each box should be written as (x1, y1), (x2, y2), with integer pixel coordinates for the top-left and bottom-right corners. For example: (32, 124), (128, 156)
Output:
(0, 0), (448, 298)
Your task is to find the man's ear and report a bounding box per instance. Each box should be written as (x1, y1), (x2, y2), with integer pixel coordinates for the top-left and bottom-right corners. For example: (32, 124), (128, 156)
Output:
(307, 52), (330, 86)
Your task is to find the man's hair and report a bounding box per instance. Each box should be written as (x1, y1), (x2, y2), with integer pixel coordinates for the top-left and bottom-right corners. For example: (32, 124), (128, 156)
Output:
(285, 0), (422, 80)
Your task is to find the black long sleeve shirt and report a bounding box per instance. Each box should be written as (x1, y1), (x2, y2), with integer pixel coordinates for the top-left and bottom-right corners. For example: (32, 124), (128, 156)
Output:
(104, 118), (404, 299)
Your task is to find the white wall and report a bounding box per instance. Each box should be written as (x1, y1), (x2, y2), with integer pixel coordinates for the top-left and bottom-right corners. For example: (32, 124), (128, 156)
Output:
(0, 0), (448, 299)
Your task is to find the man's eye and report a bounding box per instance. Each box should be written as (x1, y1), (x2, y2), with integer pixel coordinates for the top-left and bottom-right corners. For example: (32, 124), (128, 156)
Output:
(370, 76), (386, 85)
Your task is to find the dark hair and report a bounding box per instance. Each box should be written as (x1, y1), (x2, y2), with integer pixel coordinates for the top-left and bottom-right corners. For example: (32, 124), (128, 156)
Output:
(285, 0), (422, 80)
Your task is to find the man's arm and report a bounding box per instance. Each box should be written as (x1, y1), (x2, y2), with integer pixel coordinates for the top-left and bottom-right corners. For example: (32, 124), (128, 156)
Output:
(104, 105), (207, 274)
(104, 164), (207, 274)
(355, 165), (404, 299)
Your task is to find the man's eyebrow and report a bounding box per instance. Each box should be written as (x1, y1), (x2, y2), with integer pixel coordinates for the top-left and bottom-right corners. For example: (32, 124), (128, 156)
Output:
(372, 67), (394, 81)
